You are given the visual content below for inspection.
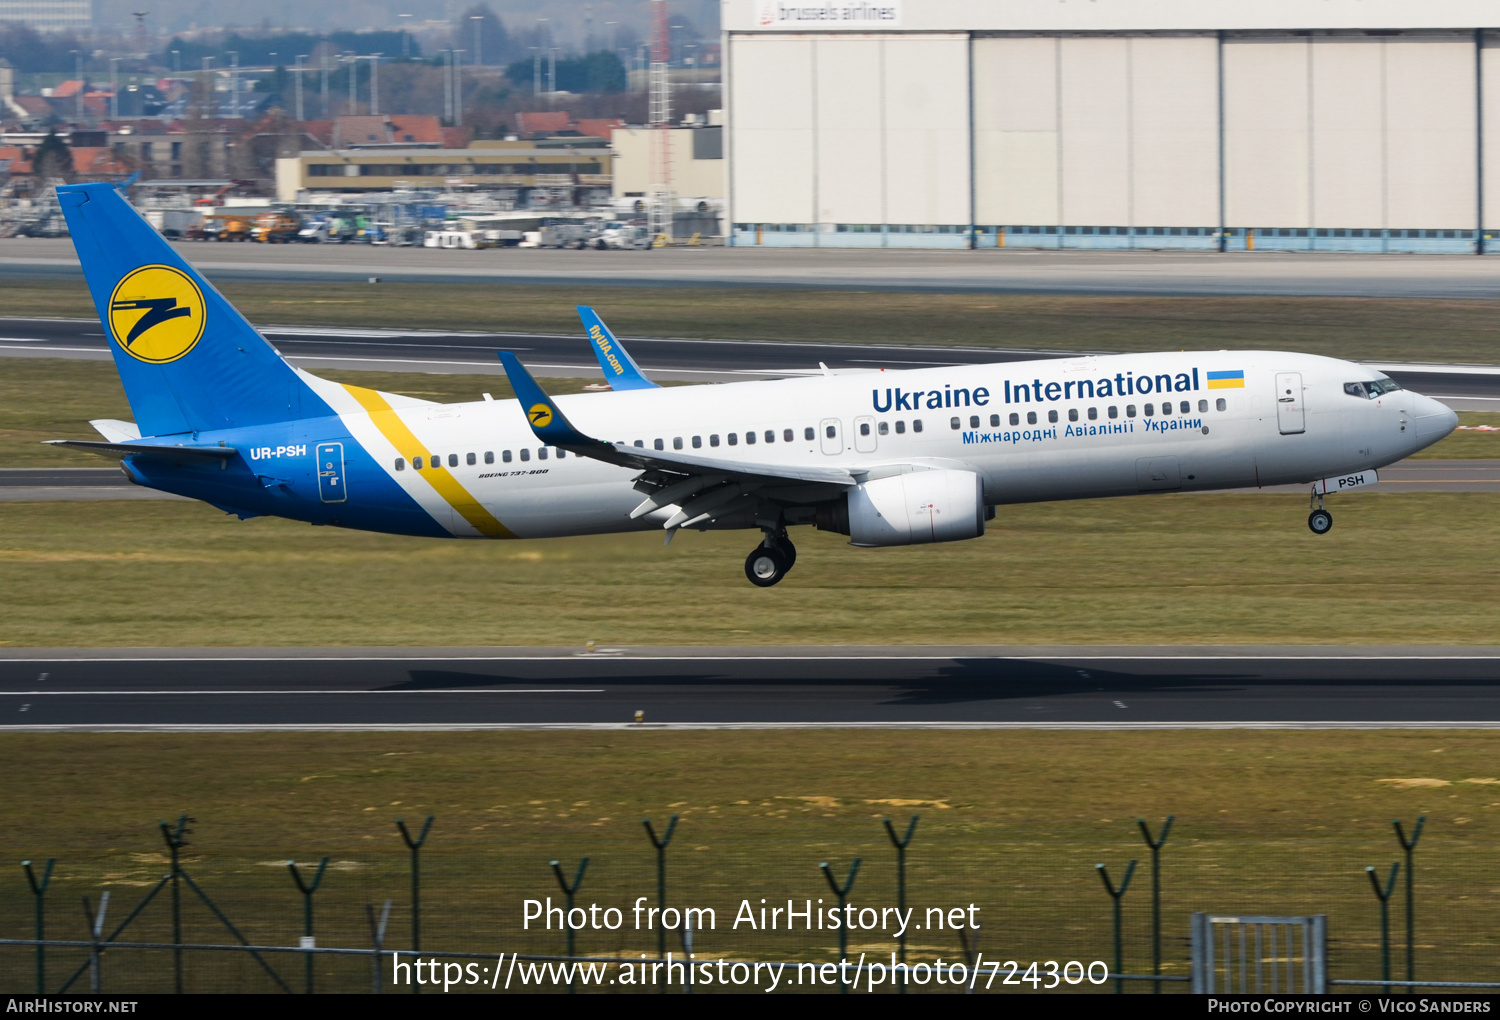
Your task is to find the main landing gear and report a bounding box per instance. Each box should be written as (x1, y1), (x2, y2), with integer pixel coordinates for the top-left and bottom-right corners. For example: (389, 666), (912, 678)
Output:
(1308, 486), (1334, 535)
(745, 530), (797, 587)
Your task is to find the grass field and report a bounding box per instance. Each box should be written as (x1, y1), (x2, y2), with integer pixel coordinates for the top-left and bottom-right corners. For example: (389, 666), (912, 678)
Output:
(1, 357), (1496, 467)
(1, 729), (1497, 993)
(4, 278), (1500, 363)
(1, 492), (1496, 648)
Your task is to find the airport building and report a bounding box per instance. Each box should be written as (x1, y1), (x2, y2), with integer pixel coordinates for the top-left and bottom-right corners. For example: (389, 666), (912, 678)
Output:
(721, 0), (1500, 252)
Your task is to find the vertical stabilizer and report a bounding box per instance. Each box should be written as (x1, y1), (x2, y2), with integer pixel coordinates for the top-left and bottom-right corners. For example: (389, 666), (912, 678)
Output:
(57, 182), (330, 437)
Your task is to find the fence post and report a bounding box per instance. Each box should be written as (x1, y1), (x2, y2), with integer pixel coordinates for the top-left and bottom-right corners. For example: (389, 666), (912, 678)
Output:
(366, 899), (392, 994)
(287, 857), (330, 995)
(22, 858), (54, 994)
(158, 814), (192, 994)
(1096, 860), (1137, 995)
(81, 892), (109, 994)
(1367, 862), (1400, 991)
(1393, 816), (1425, 994)
(820, 858), (862, 995)
(395, 815), (434, 995)
(642, 814), (679, 982)
(882, 815), (918, 994)
(550, 857), (590, 994)
(1136, 815), (1173, 994)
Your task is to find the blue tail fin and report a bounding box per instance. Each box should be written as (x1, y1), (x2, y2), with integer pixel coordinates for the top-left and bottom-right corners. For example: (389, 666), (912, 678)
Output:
(577, 306), (658, 390)
(57, 182), (329, 437)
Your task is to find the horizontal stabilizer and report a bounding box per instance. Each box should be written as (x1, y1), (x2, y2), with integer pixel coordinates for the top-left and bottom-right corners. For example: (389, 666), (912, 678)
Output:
(45, 439), (238, 461)
(578, 306), (658, 390)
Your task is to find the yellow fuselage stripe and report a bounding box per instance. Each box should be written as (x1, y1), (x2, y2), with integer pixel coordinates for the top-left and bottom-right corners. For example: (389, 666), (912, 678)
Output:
(341, 384), (515, 539)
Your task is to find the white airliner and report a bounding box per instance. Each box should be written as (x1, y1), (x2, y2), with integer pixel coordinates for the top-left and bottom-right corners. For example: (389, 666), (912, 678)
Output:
(54, 182), (1458, 586)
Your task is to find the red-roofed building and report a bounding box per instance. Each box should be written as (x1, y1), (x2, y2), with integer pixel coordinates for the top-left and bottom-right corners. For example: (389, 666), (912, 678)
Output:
(514, 110), (572, 138)
(440, 126), (471, 149)
(575, 118), (625, 140)
(51, 80), (85, 100)
(332, 114), (445, 148)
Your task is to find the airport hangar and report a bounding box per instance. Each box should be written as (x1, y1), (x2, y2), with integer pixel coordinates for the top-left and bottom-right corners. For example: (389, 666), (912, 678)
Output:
(720, 0), (1500, 253)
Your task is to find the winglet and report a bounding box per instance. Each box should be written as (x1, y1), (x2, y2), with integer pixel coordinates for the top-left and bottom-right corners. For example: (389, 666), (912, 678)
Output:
(497, 351), (612, 452)
(577, 306), (658, 390)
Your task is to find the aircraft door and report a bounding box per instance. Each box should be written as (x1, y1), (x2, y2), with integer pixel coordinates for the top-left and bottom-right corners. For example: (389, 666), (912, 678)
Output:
(819, 418), (843, 455)
(1275, 373), (1305, 435)
(316, 442), (347, 503)
(853, 415), (877, 453)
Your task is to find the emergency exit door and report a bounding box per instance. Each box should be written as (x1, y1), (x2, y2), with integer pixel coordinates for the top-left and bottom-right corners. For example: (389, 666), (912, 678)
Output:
(1275, 373), (1305, 435)
(317, 442), (346, 503)
(819, 418), (843, 455)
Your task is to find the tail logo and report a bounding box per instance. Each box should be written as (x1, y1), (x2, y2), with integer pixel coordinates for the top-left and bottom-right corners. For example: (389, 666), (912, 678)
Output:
(107, 265), (205, 364)
(528, 403), (554, 428)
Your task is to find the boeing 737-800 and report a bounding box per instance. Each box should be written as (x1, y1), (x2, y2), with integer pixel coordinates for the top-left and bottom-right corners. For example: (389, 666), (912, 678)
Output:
(51, 182), (1458, 586)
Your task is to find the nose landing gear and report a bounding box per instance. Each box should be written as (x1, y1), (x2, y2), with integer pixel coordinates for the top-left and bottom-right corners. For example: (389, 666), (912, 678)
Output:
(1308, 486), (1333, 535)
(744, 529), (797, 587)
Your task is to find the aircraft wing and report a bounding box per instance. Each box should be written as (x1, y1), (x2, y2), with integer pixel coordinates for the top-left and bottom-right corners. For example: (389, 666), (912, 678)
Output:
(577, 306), (659, 390)
(498, 351), (854, 529)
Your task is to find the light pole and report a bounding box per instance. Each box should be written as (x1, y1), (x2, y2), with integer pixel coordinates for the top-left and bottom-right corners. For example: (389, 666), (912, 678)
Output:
(294, 55), (305, 120)
(228, 50), (237, 119)
(398, 13), (412, 59)
(109, 57), (119, 120)
(442, 48), (452, 122)
(451, 49), (464, 126)
(69, 49), (80, 122)
(537, 17), (550, 99)
(471, 15), (483, 67)
(548, 47), (556, 97)
(530, 45), (540, 97)
(170, 48), (178, 72)
(368, 55), (381, 117)
(606, 21), (617, 55)
(346, 52), (356, 115)
(320, 51), (329, 118)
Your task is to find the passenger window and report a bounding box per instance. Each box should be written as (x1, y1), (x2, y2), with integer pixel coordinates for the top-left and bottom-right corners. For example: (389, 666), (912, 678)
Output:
(1126, 405), (1137, 418)
(413, 456), (423, 469)
(394, 458), (405, 471)
(520, 449), (530, 462)
(449, 454), (459, 467)
(895, 421), (906, 434)
(1198, 399), (1208, 413)
(1180, 401), (1190, 414)
(783, 429), (794, 442)
(484, 451), (494, 464)
(429, 454), (440, 466)
(1161, 402), (1172, 416)
(692, 436), (702, 448)
(745, 431), (756, 445)
(878, 421), (889, 435)
(466, 452), (476, 465)
(864, 422), (875, 436)
(949, 417), (960, 430)
(557, 449), (566, 459)
(710, 434), (720, 447)
(913, 419), (923, 433)
(1026, 411), (1037, 425)
(1048, 410), (1059, 424)
(633, 440), (644, 448)
(1108, 406), (1118, 419)
(729, 433), (738, 446)
(1087, 407), (1098, 420)
(538, 448), (548, 460)
(804, 427), (815, 441)
(825, 425), (836, 439)
(1216, 398), (1227, 412)
(1009, 413), (1019, 426)
(1068, 408), (1078, 422)
(673, 437), (683, 450)
(654, 438), (664, 451)
(1144, 404), (1154, 417)
(990, 414), (1000, 427)
(970, 415), (980, 428)
(502, 450), (512, 463)
(765, 430), (775, 443)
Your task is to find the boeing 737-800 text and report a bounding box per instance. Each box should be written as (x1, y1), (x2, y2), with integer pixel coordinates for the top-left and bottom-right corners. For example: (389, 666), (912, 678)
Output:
(51, 182), (1457, 586)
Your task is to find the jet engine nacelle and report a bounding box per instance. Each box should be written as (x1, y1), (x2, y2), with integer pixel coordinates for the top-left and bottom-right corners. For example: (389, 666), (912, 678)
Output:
(825, 468), (986, 547)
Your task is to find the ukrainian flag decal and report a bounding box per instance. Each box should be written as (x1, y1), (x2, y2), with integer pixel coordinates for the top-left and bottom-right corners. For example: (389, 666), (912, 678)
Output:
(1206, 370), (1245, 390)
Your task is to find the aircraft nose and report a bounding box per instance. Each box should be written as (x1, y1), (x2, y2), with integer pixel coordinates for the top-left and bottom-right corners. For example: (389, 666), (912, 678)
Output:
(1412, 393), (1459, 440)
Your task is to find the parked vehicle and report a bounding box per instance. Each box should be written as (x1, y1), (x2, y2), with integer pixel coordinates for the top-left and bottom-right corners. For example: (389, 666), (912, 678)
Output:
(252, 212), (302, 243)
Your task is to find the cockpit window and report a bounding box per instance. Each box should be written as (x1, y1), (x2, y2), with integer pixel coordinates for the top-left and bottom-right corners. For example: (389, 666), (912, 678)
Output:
(1344, 376), (1403, 399)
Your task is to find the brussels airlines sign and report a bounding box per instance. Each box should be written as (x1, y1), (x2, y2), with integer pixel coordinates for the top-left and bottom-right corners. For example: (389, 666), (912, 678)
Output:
(756, 1), (902, 29)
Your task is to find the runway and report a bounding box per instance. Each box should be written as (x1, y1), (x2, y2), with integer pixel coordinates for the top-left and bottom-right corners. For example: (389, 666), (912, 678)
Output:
(2, 647), (1499, 729)
(6, 459), (1495, 500)
(11, 239), (1500, 298)
(4, 316), (1500, 407)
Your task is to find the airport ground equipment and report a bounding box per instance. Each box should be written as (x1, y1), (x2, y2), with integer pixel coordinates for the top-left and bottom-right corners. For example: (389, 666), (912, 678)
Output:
(1190, 913), (1327, 994)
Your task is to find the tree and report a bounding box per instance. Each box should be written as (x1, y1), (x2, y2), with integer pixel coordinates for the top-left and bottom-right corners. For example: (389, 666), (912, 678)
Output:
(31, 130), (72, 182)
(456, 4), (511, 66)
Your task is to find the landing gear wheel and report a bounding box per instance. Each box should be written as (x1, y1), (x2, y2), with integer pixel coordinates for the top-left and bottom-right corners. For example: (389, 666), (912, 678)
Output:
(1308, 509), (1333, 535)
(745, 546), (789, 587)
(775, 536), (797, 570)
